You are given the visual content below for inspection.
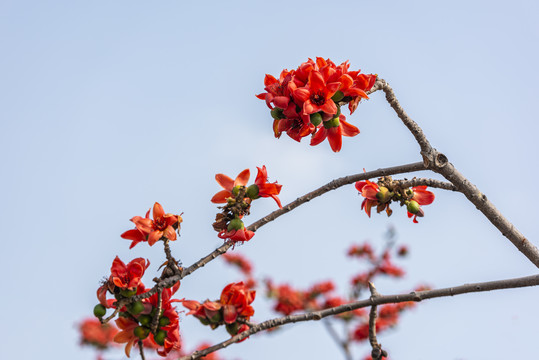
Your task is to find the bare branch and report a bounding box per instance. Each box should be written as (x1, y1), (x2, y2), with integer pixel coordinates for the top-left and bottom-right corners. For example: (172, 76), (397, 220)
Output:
(138, 340), (146, 360)
(368, 283), (387, 360)
(392, 178), (457, 191)
(178, 274), (539, 360)
(372, 78), (539, 268)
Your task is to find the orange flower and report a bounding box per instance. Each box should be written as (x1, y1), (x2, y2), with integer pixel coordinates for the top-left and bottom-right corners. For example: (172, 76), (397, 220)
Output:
(253, 165), (282, 208)
(211, 169), (250, 203)
(131, 202), (181, 246)
(355, 180), (380, 217)
(113, 317), (139, 357)
(310, 114), (360, 152)
(110, 256), (150, 290)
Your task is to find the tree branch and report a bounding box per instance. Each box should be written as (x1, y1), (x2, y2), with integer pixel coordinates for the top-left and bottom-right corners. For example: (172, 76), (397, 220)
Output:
(179, 161), (427, 280)
(322, 319), (353, 360)
(392, 178), (457, 191)
(373, 78), (539, 268)
(178, 274), (539, 360)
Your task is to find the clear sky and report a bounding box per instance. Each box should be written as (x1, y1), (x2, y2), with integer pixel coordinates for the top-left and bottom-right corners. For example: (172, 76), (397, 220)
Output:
(1, 1), (539, 359)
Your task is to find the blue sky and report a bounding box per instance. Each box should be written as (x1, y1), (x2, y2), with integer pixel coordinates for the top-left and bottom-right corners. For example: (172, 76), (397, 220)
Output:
(1, 1), (538, 359)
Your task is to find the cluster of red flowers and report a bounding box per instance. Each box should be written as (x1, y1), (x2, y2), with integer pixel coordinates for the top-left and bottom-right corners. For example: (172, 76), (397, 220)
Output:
(257, 57), (377, 152)
(352, 302), (417, 342)
(90, 202), (183, 358)
(182, 282), (255, 338)
(95, 256), (182, 357)
(356, 180), (435, 223)
(211, 166), (282, 244)
(121, 202), (183, 248)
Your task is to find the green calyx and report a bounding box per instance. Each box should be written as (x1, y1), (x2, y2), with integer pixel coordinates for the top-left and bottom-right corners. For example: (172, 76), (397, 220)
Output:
(376, 187), (393, 203)
(226, 322), (240, 336)
(138, 314), (152, 326)
(128, 301), (145, 315)
(246, 184), (259, 199)
(231, 185), (241, 196)
(134, 326), (150, 340)
(93, 304), (106, 318)
(270, 107), (285, 120)
(159, 316), (170, 327)
(331, 90), (344, 102)
(120, 288), (137, 297)
(406, 200), (420, 214)
(310, 112), (323, 126)
(154, 330), (167, 346)
(227, 218), (244, 231)
(323, 117), (340, 129)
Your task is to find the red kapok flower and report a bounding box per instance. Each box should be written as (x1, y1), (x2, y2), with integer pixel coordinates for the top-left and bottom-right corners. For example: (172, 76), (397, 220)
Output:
(220, 282), (256, 324)
(211, 169), (250, 203)
(252, 165), (282, 208)
(355, 180), (380, 217)
(128, 202), (182, 246)
(79, 318), (118, 349)
(407, 186), (435, 223)
(110, 256), (150, 290)
(310, 114), (360, 152)
(113, 317), (139, 357)
(293, 70), (340, 116)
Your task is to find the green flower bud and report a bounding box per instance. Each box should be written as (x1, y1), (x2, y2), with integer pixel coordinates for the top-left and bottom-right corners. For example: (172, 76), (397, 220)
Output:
(198, 317), (210, 325)
(134, 326), (150, 340)
(331, 90), (345, 102)
(138, 314), (152, 326)
(310, 112), (323, 126)
(128, 301), (145, 315)
(93, 304), (106, 318)
(232, 185), (241, 196)
(246, 184), (259, 199)
(154, 330), (167, 346)
(120, 289), (137, 297)
(407, 200), (420, 214)
(270, 107), (284, 120)
(323, 117), (340, 129)
(159, 316), (170, 327)
(227, 218), (244, 231)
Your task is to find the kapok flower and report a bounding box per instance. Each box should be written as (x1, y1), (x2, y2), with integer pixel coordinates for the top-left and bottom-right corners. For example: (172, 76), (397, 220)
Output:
(293, 70), (340, 116)
(110, 256), (150, 291)
(79, 318), (118, 350)
(114, 317), (139, 357)
(211, 169), (250, 203)
(407, 186), (435, 223)
(130, 202), (182, 246)
(252, 165), (282, 208)
(121, 208), (150, 249)
(218, 228), (255, 243)
(220, 282), (256, 324)
(355, 180), (380, 217)
(310, 114), (359, 152)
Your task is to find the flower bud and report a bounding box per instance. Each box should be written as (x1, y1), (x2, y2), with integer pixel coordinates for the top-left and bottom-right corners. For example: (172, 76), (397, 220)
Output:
(93, 304), (106, 318)
(406, 200), (420, 214)
(246, 184), (259, 199)
(154, 329), (167, 346)
(128, 301), (144, 315)
(134, 326), (150, 340)
(331, 90), (344, 102)
(227, 218), (245, 231)
(310, 112), (323, 126)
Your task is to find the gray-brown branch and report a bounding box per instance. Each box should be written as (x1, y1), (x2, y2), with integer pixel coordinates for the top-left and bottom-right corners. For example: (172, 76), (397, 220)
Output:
(373, 78), (539, 268)
(178, 274), (539, 360)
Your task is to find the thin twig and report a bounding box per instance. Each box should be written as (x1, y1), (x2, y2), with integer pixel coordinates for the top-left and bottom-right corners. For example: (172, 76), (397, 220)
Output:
(322, 319), (353, 360)
(372, 79), (539, 268)
(151, 289), (163, 334)
(392, 178), (457, 191)
(368, 283), (387, 360)
(179, 162), (427, 280)
(178, 274), (539, 360)
(138, 340), (146, 360)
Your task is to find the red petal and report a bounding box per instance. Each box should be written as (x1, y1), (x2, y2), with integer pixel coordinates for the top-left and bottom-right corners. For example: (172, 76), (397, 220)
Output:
(215, 174), (234, 191)
(234, 169), (250, 187)
(310, 127), (327, 146)
(153, 202), (165, 220)
(340, 119), (360, 137)
(327, 126), (343, 152)
(148, 230), (163, 246)
(211, 190), (231, 203)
